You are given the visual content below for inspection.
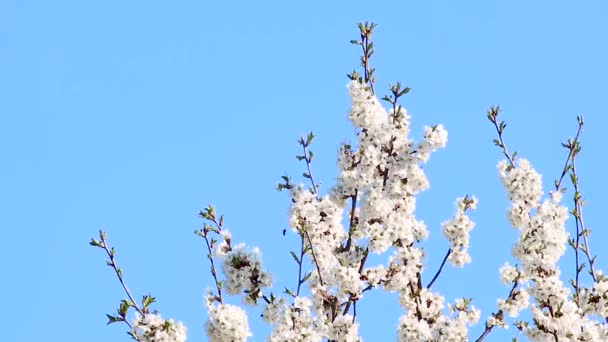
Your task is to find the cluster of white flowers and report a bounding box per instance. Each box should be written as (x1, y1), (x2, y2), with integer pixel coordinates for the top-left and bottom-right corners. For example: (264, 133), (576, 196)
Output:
(497, 158), (607, 340)
(205, 298), (251, 342)
(498, 262), (521, 285)
(496, 288), (529, 317)
(194, 77), (606, 342)
(579, 272), (608, 317)
(220, 244), (272, 304)
(266, 297), (321, 342)
(132, 314), (187, 342)
(441, 196), (477, 267)
(95, 24), (608, 342)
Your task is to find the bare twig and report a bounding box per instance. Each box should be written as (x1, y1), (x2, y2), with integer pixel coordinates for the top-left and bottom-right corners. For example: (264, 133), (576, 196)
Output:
(427, 248), (452, 289)
(94, 231), (145, 317)
(195, 225), (224, 303)
(487, 106), (516, 167)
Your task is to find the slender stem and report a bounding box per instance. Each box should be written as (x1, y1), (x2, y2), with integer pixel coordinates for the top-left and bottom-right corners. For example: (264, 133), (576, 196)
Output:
(427, 248), (452, 289)
(554, 119), (583, 191)
(475, 279), (520, 342)
(487, 107), (515, 168)
(99, 236), (145, 317)
(552, 119), (596, 308)
(571, 158), (597, 283)
(304, 230), (324, 287)
(342, 249), (369, 316)
(296, 234), (306, 296)
(301, 143), (317, 194)
(197, 229), (223, 303)
(359, 30), (375, 94)
(343, 192), (358, 252)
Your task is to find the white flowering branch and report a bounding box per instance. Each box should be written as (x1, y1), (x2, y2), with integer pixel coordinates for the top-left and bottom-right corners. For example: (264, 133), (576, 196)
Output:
(90, 230), (186, 341)
(90, 230), (145, 320)
(195, 206), (225, 304)
(92, 22), (608, 342)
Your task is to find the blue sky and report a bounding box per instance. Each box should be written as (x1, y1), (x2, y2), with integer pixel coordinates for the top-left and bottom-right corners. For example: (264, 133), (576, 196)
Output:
(1, 1), (607, 341)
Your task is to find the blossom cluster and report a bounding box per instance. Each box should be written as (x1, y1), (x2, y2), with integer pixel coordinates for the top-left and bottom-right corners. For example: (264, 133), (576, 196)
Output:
(205, 298), (251, 342)
(94, 23), (607, 342)
(132, 314), (187, 342)
(495, 159), (608, 340)
(218, 241), (272, 305)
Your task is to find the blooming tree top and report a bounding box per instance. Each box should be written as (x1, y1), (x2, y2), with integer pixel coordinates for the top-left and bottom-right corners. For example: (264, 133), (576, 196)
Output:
(91, 22), (607, 342)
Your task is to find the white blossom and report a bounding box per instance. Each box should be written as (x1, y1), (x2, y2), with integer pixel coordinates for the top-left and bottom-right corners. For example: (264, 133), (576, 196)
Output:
(132, 314), (187, 342)
(205, 302), (251, 342)
(499, 262), (520, 285)
(442, 196), (477, 267)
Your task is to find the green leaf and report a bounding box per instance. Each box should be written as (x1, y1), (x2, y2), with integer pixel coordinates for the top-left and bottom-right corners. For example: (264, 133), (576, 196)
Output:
(142, 294), (156, 308)
(290, 251), (300, 264)
(119, 300), (130, 317)
(301, 271), (313, 283)
(306, 132), (315, 146)
(283, 287), (295, 297)
(569, 172), (577, 185)
(106, 314), (123, 325)
(577, 263), (586, 273)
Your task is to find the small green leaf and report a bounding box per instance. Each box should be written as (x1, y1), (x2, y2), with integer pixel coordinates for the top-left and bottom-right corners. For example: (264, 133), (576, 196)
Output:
(301, 271), (313, 283)
(290, 251), (300, 264)
(306, 132), (315, 146)
(106, 314), (123, 325)
(119, 299), (130, 317)
(577, 263), (586, 273)
(283, 287), (295, 297)
(142, 294), (156, 308)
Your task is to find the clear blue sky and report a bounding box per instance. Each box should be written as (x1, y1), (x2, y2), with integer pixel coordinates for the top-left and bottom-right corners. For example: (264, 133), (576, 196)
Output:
(1, 1), (607, 341)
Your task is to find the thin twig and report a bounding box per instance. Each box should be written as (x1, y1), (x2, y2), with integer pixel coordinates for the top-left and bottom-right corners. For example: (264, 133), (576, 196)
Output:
(301, 142), (317, 194)
(343, 192), (358, 252)
(427, 248), (452, 289)
(487, 106), (515, 167)
(475, 279), (520, 342)
(296, 234), (306, 296)
(304, 230), (325, 287)
(196, 228), (223, 303)
(98, 234), (145, 317)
